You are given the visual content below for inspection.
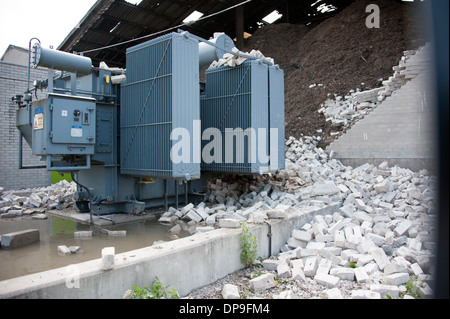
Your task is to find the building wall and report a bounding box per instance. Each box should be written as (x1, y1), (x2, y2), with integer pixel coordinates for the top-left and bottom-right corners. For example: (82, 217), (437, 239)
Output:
(0, 60), (51, 190)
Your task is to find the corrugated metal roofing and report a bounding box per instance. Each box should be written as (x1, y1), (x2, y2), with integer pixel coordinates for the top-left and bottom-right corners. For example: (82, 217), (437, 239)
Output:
(58, 0), (356, 68)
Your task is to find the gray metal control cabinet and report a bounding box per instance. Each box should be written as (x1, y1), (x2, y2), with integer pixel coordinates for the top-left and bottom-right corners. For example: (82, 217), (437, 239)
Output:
(31, 94), (96, 169)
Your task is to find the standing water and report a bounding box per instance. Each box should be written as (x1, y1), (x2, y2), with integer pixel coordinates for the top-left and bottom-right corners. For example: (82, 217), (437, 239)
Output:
(0, 214), (189, 281)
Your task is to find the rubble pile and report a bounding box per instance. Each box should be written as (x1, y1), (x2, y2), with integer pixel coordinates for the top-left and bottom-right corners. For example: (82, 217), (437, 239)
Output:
(160, 135), (436, 235)
(208, 48), (275, 69)
(258, 170), (436, 299)
(165, 134), (436, 298)
(318, 43), (432, 136)
(0, 180), (76, 218)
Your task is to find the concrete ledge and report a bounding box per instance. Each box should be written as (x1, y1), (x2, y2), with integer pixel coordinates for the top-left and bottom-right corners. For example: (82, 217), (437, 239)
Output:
(335, 157), (437, 173)
(0, 203), (340, 299)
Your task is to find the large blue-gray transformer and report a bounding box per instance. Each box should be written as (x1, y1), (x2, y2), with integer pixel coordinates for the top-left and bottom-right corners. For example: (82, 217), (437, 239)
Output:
(15, 31), (285, 216)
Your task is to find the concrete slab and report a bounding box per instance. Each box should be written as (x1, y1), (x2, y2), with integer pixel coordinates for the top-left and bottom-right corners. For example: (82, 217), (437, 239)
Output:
(1, 229), (39, 249)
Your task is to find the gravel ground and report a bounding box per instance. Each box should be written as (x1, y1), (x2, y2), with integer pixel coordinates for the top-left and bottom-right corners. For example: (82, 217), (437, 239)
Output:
(185, 262), (371, 299)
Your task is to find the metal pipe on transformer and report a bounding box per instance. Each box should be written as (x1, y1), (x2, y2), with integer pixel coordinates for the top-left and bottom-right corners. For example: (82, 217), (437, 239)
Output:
(31, 42), (92, 74)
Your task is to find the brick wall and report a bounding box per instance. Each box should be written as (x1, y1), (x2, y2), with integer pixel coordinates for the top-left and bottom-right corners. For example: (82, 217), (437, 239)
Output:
(0, 61), (51, 190)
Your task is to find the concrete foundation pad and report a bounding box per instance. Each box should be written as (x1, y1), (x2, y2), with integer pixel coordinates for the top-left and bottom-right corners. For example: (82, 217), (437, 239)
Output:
(0, 203), (340, 299)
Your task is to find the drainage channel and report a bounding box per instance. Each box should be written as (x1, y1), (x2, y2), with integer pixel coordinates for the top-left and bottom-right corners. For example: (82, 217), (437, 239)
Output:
(0, 211), (190, 281)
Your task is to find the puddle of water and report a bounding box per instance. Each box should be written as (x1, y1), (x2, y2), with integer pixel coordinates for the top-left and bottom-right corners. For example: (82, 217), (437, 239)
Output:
(0, 215), (189, 281)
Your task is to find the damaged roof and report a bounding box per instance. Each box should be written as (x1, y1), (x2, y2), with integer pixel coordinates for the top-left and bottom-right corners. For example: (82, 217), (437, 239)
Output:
(58, 0), (356, 67)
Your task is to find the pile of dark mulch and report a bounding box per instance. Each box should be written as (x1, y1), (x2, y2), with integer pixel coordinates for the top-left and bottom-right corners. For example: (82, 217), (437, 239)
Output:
(243, 0), (430, 146)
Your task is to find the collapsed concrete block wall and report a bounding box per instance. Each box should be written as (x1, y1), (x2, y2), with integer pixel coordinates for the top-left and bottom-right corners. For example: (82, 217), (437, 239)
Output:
(326, 46), (437, 172)
(0, 60), (51, 190)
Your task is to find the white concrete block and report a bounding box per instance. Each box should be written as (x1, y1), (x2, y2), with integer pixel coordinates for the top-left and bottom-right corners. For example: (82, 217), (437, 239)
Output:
(304, 256), (319, 277)
(369, 247), (391, 270)
(314, 273), (340, 288)
(205, 215), (216, 226)
(219, 218), (241, 228)
(186, 210), (203, 223)
(310, 182), (340, 196)
(102, 247), (115, 270)
(277, 263), (291, 278)
(410, 263), (424, 276)
(57, 245), (71, 256)
(250, 273), (275, 292)
(394, 220), (413, 236)
(354, 267), (370, 283)
(195, 207), (209, 220)
(351, 290), (381, 299)
(291, 262), (306, 282)
(323, 287), (343, 299)
(356, 254), (374, 267)
(352, 210), (373, 223)
(222, 284), (240, 299)
(383, 273), (409, 286)
(357, 239), (376, 254)
(262, 259), (279, 271)
(298, 248), (316, 258)
(330, 267), (355, 281)
(306, 241), (326, 251)
(374, 180), (393, 194)
(384, 262), (408, 275)
(180, 203), (194, 214)
(370, 284), (400, 299)
(408, 238), (422, 251)
(316, 258), (332, 276)
(334, 230), (346, 248)
(364, 262), (380, 275)
(292, 229), (312, 242)
(74, 231), (92, 238)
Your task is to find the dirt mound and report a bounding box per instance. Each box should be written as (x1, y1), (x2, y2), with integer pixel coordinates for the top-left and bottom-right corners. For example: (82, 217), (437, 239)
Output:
(243, 0), (429, 145)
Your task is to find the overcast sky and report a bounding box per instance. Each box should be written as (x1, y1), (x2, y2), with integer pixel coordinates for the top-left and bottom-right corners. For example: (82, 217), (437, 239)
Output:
(0, 0), (98, 55)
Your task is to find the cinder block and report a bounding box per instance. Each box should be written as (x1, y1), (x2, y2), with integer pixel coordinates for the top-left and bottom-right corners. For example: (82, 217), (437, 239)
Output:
(1, 229), (39, 249)
(394, 220), (413, 236)
(222, 284), (240, 299)
(383, 273), (409, 286)
(277, 263), (291, 278)
(102, 247), (115, 270)
(354, 267), (370, 283)
(74, 231), (93, 238)
(250, 273), (275, 292)
(304, 256), (319, 277)
(330, 267), (355, 281)
(58, 245), (72, 256)
(219, 218), (241, 228)
(323, 287), (343, 299)
(292, 229), (312, 242)
(262, 259), (279, 271)
(351, 290), (381, 299)
(369, 247), (391, 270)
(370, 284), (400, 299)
(314, 273), (340, 288)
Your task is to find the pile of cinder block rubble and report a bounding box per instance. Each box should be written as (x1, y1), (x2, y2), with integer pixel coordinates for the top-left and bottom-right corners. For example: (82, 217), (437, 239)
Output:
(188, 135), (436, 299)
(0, 180), (76, 219)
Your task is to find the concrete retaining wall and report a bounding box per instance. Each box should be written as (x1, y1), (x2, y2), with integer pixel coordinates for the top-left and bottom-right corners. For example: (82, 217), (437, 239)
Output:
(0, 203), (340, 299)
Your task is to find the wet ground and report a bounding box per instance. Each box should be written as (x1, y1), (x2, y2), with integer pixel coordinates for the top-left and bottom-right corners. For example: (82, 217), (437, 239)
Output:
(0, 209), (190, 281)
